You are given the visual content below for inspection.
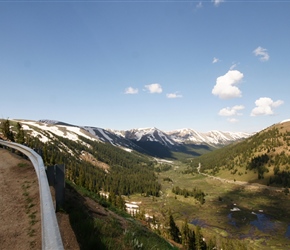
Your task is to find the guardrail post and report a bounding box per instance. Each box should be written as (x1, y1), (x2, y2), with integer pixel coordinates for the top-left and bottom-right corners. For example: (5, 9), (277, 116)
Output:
(55, 164), (65, 212)
(46, 166), (55, 186)
(45, 164), (65, 212)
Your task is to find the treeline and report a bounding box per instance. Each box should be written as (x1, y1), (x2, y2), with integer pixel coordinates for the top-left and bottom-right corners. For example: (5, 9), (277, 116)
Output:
(172, 186), (205, 204)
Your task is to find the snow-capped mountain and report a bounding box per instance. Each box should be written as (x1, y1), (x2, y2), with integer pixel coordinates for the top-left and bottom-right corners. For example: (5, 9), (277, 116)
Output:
(81, 126), (143, 151)
(122, 127), (177, 148)
(37, 120), (252, 147)
(13, 119), (253, 158)
(36, 120), (144, 152)
(167, 129), (252, 145)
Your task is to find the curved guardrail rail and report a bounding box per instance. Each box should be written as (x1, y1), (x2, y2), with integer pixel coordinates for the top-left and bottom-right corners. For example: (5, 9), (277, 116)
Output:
(0, 140), (64, 250)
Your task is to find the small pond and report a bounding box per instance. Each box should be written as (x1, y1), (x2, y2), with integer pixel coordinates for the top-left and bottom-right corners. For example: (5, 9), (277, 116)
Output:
(191, 218), (207, 227)
(191, 211), (290, 240)
(249, 213), (275, 232)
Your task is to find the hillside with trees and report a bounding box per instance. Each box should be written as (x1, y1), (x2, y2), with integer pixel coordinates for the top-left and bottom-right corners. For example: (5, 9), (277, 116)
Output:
(186, 121), (290, 186)
(0, 119), (161, 198)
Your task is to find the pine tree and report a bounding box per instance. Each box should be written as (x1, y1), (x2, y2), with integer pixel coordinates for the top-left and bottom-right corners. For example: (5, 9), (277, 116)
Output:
(16, 122), (25, 144)
(181, 218), (191, 249)
(188, 229), (196, 250)
(116, 195), (126, 210)
(195, 226), (206, 250)
(169, 213), (181, 243)
(1, 119), (14, 141)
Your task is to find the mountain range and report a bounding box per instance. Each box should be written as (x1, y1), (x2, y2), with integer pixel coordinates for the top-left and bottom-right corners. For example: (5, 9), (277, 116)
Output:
(13, 119), (252, 159)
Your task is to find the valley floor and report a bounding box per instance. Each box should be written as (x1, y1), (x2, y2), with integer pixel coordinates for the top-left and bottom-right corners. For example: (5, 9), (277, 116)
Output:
(128, 162), (290, 249)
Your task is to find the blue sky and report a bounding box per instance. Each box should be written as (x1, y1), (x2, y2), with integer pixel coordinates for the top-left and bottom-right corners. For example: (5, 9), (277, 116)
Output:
(1, 1), (289, 132)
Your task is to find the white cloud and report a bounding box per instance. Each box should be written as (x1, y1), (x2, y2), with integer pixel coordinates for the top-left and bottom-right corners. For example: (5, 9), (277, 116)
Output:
(251, 97), (284, 116)
(212, 70), (244, 99)
(125, 87), (138, 94)
(253, 46), (270, 62)
(166, 93), (182, 99)
(218, 105), (245, 116)
(212, 0), (224, 6)
(212, 57), (220, 64)
(144, 83), (162, 94)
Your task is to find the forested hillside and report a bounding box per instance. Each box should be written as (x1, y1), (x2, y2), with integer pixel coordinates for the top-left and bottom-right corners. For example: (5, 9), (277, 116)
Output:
(186, 121), (290, 186)
(0, 119), (161, 197)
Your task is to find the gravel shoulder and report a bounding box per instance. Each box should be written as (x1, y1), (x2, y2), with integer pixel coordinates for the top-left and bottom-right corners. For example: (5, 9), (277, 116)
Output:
(0, 148), (79, 250)
(0, 148), (41, 249)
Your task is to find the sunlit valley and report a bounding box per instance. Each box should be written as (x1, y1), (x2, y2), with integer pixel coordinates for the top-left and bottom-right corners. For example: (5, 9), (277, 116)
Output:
(1, 118), (290, 249)
(2, 1), (290, 249)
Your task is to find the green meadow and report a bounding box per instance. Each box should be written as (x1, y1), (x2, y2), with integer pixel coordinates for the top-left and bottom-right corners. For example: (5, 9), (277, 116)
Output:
(128, 163), (290, 249)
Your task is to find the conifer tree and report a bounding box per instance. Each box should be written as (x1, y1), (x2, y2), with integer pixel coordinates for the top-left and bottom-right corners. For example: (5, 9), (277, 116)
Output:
(16, 122), (25, 144)
(195, 226), (206, 250)
(181, 218), (191, 249)
(168, 213), (181, 243)
(116, 195), (126, 210)
(188, 229), (196, 250)
(1, 119), (14, 141)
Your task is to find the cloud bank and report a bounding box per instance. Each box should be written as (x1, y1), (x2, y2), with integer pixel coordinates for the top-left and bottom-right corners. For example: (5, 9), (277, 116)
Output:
(251, 97), (284, 116)
(212, 70), (244, 99)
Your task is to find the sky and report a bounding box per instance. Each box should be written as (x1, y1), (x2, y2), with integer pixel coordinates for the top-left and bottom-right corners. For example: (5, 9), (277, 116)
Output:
(1, 0), (290, 133)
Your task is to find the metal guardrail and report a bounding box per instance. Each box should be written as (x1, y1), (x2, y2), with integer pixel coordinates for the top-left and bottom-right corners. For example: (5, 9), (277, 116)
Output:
(0, 140), (64, 250)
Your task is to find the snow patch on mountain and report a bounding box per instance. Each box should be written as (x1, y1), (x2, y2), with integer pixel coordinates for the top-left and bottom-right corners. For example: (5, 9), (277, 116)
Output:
(22, 124), (50, 143)
(21, 121), (98, 142)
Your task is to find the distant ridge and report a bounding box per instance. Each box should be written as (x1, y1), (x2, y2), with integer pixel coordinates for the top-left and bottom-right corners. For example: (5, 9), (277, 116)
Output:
(37, 119), (252, 147)
(1, 118), (254, 159)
